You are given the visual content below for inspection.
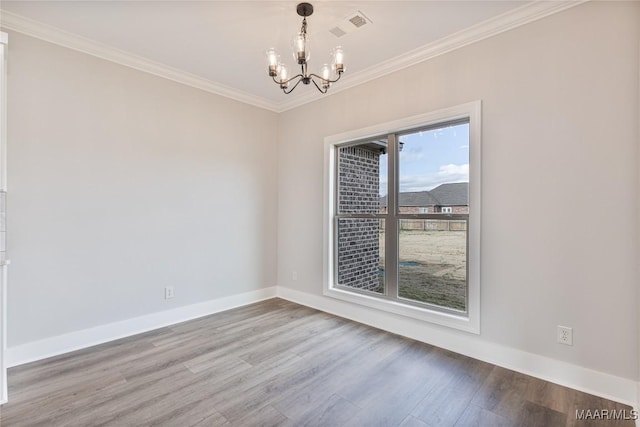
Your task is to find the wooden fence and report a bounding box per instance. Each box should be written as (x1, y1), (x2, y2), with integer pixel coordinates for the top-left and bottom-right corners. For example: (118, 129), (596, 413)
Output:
(380, 219), (467, 232)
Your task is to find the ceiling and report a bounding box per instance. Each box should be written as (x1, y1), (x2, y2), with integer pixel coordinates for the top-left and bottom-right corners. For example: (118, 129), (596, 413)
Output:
(0, 1), (579, 111)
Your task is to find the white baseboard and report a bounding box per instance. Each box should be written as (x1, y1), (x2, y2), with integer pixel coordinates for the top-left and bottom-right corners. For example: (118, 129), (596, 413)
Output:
(277, 286), (639, 409)
(7, 286), (277, 368)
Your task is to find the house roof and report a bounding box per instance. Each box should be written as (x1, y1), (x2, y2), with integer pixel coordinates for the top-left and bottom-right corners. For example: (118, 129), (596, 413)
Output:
(380, 182), (468, 207)
(429, 183), (469, 206)
(380, 191), (439, 207)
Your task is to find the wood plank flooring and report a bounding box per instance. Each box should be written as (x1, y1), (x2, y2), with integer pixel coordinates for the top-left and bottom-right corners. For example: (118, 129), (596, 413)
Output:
(0, 298), (634, 426)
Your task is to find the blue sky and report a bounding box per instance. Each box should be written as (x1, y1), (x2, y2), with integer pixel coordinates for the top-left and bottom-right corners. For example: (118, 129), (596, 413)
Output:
(379, 123), (469, 196)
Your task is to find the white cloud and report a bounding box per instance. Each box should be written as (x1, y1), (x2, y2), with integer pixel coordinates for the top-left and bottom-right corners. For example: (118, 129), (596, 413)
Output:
(399, 163), (468, 192)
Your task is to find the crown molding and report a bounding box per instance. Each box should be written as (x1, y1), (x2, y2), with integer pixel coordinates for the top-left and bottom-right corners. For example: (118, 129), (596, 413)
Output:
(276, 0), (588, 112)
(0, 10), (280, 112)
(1, 2), (586, 114)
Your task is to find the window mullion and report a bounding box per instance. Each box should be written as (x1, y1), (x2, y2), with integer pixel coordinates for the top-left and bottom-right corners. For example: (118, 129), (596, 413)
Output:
(385, 133), (399, 299)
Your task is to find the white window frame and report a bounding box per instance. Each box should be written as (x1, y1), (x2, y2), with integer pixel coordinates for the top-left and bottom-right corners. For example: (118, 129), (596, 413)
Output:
(323, 101), (481, 334)
(0, 31), (7, 404)
(442, 207), (453, 214)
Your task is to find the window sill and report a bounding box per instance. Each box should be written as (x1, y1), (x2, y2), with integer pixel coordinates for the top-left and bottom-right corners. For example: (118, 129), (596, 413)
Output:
(323, 285), (480, 334)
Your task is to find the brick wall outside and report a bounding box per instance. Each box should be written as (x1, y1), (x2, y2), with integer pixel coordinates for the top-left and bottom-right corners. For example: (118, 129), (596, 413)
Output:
(399, 206), (468, 214)
(337, 146), (381, 292)
(399, 206), (432, 214)
(381, 206), (469, 214)
(437, 206), (469, 214)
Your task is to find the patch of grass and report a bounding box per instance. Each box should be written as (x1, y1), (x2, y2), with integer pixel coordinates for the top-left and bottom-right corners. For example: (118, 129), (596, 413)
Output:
(397, 265), (466, 311)
(378, 230), (467, 311)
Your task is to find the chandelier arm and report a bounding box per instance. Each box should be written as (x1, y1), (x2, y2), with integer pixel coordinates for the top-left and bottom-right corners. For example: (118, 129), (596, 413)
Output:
(310, 77), (328, 94)
(272, 73), (304, 86)
(307, 72), (343, 84)
(282, 76), (306, 94)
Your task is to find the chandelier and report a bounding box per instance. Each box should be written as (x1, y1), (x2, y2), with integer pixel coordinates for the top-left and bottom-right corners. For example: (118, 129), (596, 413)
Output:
(266, 2), (345, 94)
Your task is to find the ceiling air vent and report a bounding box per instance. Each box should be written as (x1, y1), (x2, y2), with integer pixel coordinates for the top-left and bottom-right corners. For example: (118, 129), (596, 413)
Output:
(329, 10), (371, 38)
(349, 15), (367, 28)
(329, 26), (347, 38)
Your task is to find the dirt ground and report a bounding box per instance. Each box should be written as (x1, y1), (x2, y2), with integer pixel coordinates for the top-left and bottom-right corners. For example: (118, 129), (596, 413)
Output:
(379, 230), (467, 311)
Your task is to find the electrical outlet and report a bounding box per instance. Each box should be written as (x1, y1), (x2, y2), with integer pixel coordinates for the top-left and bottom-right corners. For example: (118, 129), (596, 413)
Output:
(292, 271), (298, 281)
(164, 286), (174, 300)
(557, 326), (572, 345)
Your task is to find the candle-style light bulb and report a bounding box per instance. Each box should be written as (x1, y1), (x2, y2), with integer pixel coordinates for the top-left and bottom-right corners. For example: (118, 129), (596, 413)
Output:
(278, 63), (289, 89)
(292, 32), (310, 64)
(321, 63), (331, 89)
(266, 48), (279, 77)
(333, 46), (345, 75)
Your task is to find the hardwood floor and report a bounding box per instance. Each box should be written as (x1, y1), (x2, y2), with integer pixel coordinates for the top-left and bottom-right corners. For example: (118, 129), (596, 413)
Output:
(0, 299), (634, 426)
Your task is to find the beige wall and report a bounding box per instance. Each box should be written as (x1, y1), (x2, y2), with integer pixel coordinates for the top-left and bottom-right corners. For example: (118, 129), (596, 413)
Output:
(277, 2), (640, 381)
(6, 31), (278, 346)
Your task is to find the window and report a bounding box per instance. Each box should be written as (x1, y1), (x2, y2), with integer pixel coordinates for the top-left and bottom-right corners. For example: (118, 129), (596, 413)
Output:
(324, 102), (481, 333)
